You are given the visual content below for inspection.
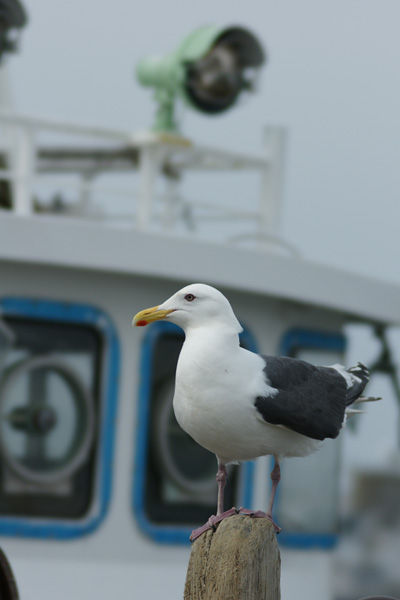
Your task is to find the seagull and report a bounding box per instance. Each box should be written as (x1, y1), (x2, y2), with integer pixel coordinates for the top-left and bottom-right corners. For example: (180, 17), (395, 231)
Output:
(133, 283), (378, 541)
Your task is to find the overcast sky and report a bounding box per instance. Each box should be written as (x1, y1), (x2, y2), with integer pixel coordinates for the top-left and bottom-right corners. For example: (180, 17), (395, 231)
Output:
(7, 0), (400, 285)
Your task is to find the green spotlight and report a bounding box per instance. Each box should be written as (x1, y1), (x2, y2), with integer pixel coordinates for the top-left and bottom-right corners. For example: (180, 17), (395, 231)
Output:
(136, 25), (266, 132)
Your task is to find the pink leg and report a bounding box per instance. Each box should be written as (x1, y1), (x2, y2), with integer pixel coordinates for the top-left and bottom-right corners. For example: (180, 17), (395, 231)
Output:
(190, 458), (282, 541)
(190, 463), (238, 541)
(238, 456), (281, 533)
(216, 463), (227, 515)
(267, 457), (281, 517)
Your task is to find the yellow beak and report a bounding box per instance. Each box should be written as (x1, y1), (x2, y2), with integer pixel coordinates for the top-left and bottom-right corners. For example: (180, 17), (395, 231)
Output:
(132, 305), (175, 327)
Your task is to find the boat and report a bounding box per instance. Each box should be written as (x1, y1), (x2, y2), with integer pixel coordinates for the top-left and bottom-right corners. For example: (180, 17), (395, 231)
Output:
(1, 3), (400, 598)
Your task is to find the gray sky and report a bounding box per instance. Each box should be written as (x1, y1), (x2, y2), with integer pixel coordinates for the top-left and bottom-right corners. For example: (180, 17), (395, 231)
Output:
(8, 0), (400, 285)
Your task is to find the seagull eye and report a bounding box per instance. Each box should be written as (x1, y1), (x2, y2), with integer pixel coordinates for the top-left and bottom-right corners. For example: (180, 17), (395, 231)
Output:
(184, 294), (196, 302)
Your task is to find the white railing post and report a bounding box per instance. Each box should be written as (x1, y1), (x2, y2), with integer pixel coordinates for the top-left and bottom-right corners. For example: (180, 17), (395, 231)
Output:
(136, 142), (163, 230)
(258, 127), (286, 243)
(12, 124), (36, 216)
(162, 177), (181, 230)
(78, 172), (95, 215)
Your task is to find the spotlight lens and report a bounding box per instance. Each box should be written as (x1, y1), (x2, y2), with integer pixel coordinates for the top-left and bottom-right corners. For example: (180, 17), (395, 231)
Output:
(184, 27), (265, 115)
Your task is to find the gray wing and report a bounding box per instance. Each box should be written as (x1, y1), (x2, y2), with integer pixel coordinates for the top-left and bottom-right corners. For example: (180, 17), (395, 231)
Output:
(255, 356), (348, 441)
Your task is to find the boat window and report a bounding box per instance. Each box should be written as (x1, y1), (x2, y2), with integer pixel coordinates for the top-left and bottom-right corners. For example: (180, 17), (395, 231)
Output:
(276, 328), (346, 549)
(133, 321), (256, 543)
(0, 299), (119, 539)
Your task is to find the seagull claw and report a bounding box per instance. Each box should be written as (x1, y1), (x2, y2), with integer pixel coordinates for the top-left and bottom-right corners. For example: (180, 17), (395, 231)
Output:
(238, 507), (281, 534)
(190, 508), (239, 542)
(190, 522), (214, 541)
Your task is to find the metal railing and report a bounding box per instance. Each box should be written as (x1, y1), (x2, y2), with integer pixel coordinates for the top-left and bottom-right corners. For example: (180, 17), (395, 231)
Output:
(0, 110), (291, 251)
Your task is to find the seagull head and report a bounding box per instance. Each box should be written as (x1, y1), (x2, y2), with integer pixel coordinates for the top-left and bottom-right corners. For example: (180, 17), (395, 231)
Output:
(132, 283), (243, 334)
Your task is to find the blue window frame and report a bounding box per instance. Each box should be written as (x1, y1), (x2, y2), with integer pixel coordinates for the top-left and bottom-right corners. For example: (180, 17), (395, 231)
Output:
(133, 321), (257, 544)
(0, 297), (119, 539)
(276, 328), (346, 549)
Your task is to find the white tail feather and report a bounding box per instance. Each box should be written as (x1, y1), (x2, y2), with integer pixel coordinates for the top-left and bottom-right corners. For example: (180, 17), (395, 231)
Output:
(353, 396), (381, 404)
(345, 408), (366, 418)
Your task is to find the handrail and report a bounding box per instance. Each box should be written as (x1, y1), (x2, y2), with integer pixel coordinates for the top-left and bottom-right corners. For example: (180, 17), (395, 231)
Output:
(0, 110), (287, 248)
(0, 110), (131, 141)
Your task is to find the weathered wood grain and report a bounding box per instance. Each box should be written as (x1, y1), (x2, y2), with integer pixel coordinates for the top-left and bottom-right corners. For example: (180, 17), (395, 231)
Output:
(184, 515), (281, 600)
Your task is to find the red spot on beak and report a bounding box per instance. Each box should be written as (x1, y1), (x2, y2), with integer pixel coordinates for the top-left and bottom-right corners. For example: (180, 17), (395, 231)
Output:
(136, 320), (148, 327)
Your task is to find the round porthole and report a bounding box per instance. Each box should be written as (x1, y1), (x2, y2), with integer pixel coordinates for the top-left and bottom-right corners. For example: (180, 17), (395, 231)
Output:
(152, 376), (223, 495)
(0, 354), (95, 485)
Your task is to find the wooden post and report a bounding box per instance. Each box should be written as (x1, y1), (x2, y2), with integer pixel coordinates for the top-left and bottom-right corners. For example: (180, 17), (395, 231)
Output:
(184, 515), (281, 600)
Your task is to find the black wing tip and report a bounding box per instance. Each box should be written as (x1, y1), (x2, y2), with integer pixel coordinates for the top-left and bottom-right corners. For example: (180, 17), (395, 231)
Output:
(346, 362), (372, 406)
(348, 362), (369, 379)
